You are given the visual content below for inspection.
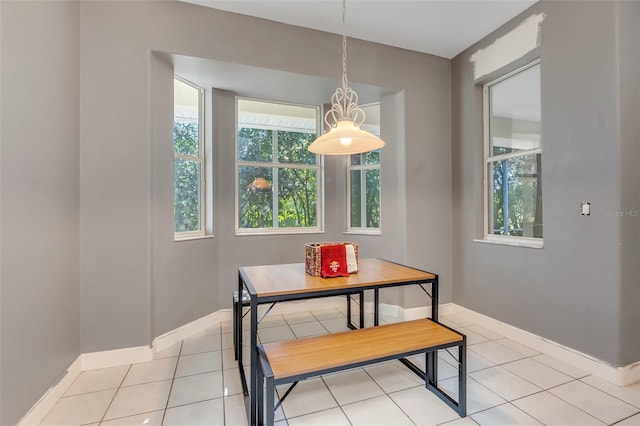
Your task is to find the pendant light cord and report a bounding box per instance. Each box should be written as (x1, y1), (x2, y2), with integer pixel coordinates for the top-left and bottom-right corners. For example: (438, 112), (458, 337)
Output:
(322, 0), (365, 128)
(342, 0), (348, 90)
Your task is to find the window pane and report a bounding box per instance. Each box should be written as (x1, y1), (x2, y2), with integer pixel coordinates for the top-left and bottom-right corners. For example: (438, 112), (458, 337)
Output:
(350, 170), (362, 227)
(237, 99), (320, 232)
(174, 159), (201, 232)
(277, 131), (316, 165)
(351, 154), (362, 166)
(174, 122), (199, 156)
(174, 79), (200, 156)
(238, 166), (273, 229)
(278, 168), (318, 227)
(489, 154), (542, 238)
(365, 169), (381, 227)
(490, 64), (541, 156)
(364, 150), (380, 165)
(238, 127), (273, 162)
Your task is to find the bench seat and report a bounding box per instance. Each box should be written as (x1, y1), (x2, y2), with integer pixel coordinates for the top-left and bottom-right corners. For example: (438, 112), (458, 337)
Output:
(257, 318), (466, 425)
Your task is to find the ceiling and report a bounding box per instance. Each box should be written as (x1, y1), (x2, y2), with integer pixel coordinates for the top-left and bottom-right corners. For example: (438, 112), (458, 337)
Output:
(182, 0), (538, 59)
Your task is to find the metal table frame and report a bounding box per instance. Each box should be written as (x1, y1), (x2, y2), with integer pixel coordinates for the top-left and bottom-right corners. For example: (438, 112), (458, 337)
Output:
(237, 258), (439, 426)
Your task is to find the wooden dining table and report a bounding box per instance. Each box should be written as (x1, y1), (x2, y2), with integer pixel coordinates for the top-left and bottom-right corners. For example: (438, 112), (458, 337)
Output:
(237, 258), (439, 425)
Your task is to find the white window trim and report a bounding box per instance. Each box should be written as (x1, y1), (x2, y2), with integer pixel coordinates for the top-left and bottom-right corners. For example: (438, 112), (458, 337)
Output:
(174, 77), (206, 241)
(346, 101), (382, 235)
(346, 159), (382, 234)
(235, 97), (323, 235)
(482, 60), (543, 246)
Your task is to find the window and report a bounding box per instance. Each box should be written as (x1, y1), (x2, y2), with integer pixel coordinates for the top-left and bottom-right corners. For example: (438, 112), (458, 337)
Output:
(348, 104), (381, 232)
(174, 77), (205, 238)
(236, 99), (321, 234)
(484, 61), (542, 243)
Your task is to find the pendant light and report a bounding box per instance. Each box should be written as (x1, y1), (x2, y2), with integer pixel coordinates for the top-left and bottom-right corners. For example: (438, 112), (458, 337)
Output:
(308, 0), (385, 155)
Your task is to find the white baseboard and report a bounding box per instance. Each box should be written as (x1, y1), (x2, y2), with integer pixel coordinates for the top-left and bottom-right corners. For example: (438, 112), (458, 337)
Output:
(153, 310), (231, 353)
(401, 302), (454, 320)
(81, 346), (153, 371)
(17, 356), (83, 426)
(451, 304), (640, 386)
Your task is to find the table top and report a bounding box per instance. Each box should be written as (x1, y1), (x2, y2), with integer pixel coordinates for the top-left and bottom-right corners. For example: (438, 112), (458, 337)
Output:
(240, 258), (436, 298)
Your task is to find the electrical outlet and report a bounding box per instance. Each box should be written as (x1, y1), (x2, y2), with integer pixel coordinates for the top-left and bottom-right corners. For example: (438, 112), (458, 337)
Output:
(581, 202), (591, 216)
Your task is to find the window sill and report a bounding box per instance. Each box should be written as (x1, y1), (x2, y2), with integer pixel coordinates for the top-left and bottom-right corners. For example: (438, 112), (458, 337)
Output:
(344, 229), (381, 236)
(235, 229), (324, 237)
(473, 237), (543, 249)
(174, 234), (215, 242)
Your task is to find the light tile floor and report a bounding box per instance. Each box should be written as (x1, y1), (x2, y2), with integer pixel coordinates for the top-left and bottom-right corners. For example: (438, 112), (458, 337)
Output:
(38, 305), (640, 426)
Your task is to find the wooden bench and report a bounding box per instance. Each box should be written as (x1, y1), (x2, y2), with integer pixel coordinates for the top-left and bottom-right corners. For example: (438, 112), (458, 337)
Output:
(256, 318), (466, 425)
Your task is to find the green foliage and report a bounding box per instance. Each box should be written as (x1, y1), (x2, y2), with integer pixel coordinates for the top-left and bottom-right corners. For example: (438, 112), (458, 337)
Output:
(350, 151), (381, 229)
(174, 121), (199, 156)
(492, 153), (541, 237)
(174, 121), (201, 233)
(238, 128), (317, 229)
(365, 169), (381, 227)
(239, 166), (274, 228)
(350, 168), (380, 228)
(238, 128), (272, 162)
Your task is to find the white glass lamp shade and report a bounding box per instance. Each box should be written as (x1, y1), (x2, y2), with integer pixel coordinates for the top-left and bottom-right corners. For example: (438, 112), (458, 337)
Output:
(308, 120), (384, 155)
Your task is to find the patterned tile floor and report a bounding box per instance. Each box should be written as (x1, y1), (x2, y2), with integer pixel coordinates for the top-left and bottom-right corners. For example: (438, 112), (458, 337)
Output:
(38, 301), (640, 425)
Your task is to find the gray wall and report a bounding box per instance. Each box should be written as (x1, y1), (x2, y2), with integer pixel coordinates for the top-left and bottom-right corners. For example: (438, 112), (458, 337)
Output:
(452, 0), (639, 366)
(617, 1), (640, 367)
(0, 1), (81, 424)
(80, 0), (452, 351)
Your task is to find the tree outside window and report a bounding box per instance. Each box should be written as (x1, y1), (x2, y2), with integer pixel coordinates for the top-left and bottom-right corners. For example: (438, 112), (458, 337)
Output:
(236, 99), (321, 234)
(174, 77), (205, 238)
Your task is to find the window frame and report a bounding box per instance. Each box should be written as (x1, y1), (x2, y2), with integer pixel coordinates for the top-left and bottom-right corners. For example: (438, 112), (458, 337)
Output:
(235, 97), (323, 236)
(173, 76), (206, 240)
(346, 152), (382, 235)
(346, 102), (382, 235)
(482, 60), (543, 248)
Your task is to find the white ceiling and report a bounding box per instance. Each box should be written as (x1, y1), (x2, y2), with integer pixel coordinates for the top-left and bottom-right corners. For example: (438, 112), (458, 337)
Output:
(182, 0), (537, 59)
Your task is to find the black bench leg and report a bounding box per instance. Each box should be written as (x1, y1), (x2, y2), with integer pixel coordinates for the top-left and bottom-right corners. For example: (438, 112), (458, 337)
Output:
(233, 291), (239, 361)
(458, 338), (467, 417)
(257, 356), (264, 426)
(265, 374), (275, 426)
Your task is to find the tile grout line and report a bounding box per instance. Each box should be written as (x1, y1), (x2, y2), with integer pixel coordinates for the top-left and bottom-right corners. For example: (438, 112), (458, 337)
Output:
(97, 364), (132, 425)
(160, 340), (184, 425)
(543, 378), (638, 425)
(577, 376), (640, 411)
(360, 366), (419, 426)
(505, 379), (610, 426)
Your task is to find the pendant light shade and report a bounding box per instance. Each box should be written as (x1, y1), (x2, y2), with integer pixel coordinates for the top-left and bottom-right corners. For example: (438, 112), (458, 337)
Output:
(308, 119), (384, 155)
(307, 0), (385, 156)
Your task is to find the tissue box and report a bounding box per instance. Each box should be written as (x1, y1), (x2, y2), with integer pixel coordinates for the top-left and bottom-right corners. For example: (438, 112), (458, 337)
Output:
(305, 242), (359, 277)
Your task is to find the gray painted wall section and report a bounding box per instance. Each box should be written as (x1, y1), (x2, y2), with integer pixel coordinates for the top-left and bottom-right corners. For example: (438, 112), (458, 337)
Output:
(452, 1), (638, 366)
(0, 1), (81, 424)
(80, 1), (452, 351)
(617, 1), (640, 367)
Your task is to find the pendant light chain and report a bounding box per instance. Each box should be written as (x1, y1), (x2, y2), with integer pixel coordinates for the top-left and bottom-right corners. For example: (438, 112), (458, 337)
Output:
(307, 0), (384, 155)
(342, 0), (348, 89)
(324, 0), (365, 130)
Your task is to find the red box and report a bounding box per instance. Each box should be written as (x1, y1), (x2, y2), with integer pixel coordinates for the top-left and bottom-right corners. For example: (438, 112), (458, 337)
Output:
(305, 242), (359, 277)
